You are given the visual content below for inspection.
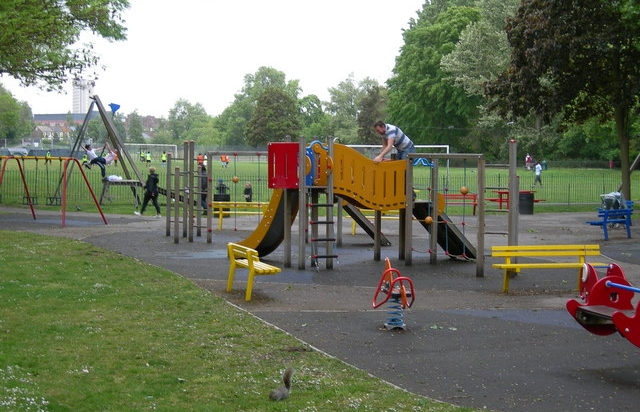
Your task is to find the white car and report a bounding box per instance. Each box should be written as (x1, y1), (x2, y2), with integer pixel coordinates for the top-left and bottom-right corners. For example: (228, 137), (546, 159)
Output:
(8, 148), (28, 156)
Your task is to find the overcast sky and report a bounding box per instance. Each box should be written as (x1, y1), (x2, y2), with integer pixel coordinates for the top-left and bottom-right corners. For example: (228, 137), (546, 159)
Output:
(2, 0), (425, 118)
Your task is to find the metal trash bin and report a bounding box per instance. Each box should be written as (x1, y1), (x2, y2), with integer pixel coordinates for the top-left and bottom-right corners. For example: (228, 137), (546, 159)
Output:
(519, 192), (534, 215)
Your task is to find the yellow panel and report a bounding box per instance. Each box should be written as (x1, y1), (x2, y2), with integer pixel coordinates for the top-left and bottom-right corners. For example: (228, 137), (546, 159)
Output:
(332, 144), (407, 211)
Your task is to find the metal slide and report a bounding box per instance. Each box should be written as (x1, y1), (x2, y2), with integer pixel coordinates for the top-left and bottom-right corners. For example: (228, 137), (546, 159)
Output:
(341, 200), (392, 246)
(238, 188), (299, 257)
(412, 201), (477, 260)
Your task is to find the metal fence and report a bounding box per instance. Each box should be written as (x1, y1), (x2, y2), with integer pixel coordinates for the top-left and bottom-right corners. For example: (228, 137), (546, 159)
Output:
(0, 164), (636, 210)
(413, 171), (636, 206)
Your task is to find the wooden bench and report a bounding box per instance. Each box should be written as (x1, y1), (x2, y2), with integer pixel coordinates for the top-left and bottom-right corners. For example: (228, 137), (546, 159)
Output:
(586, 201), (634, 241)
(443, 193), (478, 215)
(226, 242), (281, 301)
(491, 244), (603, 293)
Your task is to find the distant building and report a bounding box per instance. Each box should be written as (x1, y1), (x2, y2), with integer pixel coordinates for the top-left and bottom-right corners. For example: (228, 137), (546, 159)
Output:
(72, 79), (95, 113)
(34, 113), (98, 126)
(33, 112), (159, 141)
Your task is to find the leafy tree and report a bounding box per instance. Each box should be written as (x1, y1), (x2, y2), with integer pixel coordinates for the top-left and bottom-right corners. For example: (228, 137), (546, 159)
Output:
(86, 112), (125, 146)
(387, 2), (481, 150)
(0, 0), (129, 91)
(87, 116), (108, 143)
(244, 87), (301, 147)
(216, 67), (300, 146)
(126, 111), (144, 143)
(485, 0), (640, 197)
(559, 119), (619, 161)
(325, 74), (361, 143)
(0, 85), (33, 141)
(164, 99), (213, 144)
(299, 94), (330, 138)
(239, 67), (300, 103)
(356, 80), (387, 144)
(215, 101), (253, 147)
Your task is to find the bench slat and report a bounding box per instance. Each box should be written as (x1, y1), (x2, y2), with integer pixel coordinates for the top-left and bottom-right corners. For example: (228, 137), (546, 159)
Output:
(491, 251), (600, 258)
(490, 244), (601, 293)
(493, 262), (607, 270)
(586, 203), (633, 240)
(492, 244), (600, 251)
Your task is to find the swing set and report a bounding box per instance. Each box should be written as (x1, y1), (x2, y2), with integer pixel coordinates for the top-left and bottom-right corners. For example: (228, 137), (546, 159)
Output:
(0, 95), (145, 225)
(49, 95), (144, 210)
(0, 154), (107, 226)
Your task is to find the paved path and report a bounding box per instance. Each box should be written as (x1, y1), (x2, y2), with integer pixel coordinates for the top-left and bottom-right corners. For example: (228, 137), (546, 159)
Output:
(2, 207), (640, 411)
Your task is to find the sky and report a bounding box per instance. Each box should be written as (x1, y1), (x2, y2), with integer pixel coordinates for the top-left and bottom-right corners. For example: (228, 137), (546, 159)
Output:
(2, 0), (425, 118)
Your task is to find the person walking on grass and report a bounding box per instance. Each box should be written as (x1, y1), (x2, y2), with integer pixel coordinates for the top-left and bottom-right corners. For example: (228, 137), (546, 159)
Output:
(532, 160), (543, 187)
(135, 166), (161, 217)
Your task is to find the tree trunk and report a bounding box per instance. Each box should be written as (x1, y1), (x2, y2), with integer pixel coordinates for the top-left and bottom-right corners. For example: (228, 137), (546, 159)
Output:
(615, 105), (631, 199)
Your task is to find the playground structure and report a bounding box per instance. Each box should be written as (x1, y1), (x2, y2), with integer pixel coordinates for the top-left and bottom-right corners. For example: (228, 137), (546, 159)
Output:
(372, 257), (415, 330)
(567, 263), (640, 348)
(162, 142), (274, 244)
(0, 145), (120, 227)
(72, 96), (145, 209)
(2, 124), (533, 283)
(227, 139), (488, 276)
(0, 95), (147, 226)
(0, 154), (109, 226)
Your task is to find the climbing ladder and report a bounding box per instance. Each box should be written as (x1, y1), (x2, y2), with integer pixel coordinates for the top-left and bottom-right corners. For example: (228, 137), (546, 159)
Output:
(308, 187), (338, 269)
(306, 140), (338, 270)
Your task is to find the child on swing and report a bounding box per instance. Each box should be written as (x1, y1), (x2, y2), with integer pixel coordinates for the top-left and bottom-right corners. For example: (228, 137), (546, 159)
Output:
(81, 143), (107, 179)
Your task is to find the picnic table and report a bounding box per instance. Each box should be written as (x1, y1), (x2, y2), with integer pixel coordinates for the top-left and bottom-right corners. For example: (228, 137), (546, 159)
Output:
(487, 190), (539, 210)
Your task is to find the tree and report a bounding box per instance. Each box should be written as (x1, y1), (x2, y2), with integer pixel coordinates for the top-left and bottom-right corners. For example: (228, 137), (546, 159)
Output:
(164, 99), (213, 143)
(325, 74), (361, 143)
(244, 87), (301, 147)
(0, 84), (33, 142)
(299, 94), (329, 138)
(87, 112), (125, 146)
(216, 67), (300, 146)
(126, 111), (144, 143)
(387, 2), (481, 149)
(440, 0), (518, 99)
(485, 0), (640, 197)
(0, 0), (129, 92)
(356, 80), (387, 144)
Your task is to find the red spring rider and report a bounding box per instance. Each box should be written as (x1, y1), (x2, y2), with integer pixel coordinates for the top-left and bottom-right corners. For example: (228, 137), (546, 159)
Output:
(372, 258), (415, 330)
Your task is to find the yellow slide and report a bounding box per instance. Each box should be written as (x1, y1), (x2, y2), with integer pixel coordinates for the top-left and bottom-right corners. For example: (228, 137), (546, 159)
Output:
(238, 188), (298, 257)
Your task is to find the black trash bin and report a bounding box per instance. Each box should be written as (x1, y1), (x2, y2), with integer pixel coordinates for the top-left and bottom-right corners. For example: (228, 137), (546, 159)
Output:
(213, 193), (230, 217)
(519, 192), (534, 215)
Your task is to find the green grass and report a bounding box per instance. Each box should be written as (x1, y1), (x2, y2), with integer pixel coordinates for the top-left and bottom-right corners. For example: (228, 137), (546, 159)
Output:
(0, 231), (477, 411)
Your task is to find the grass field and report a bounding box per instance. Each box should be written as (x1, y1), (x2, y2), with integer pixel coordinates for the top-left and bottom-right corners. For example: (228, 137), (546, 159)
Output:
(1, 155), (638, 215)
(0, 230), (478, 411)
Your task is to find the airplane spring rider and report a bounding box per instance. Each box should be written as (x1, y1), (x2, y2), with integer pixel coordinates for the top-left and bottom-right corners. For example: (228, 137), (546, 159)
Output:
(372, 258), (415, 330)
(566, 263), (640, 348)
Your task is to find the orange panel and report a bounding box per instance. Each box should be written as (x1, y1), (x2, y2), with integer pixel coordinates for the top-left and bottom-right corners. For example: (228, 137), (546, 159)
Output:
(332, 144), (407, 211)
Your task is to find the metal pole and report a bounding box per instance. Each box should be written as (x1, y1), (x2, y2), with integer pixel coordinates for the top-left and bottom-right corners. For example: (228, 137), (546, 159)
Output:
(508, 139), (518, 246)
(476, 155), (485, 277)
(298, 137), (306, 270)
